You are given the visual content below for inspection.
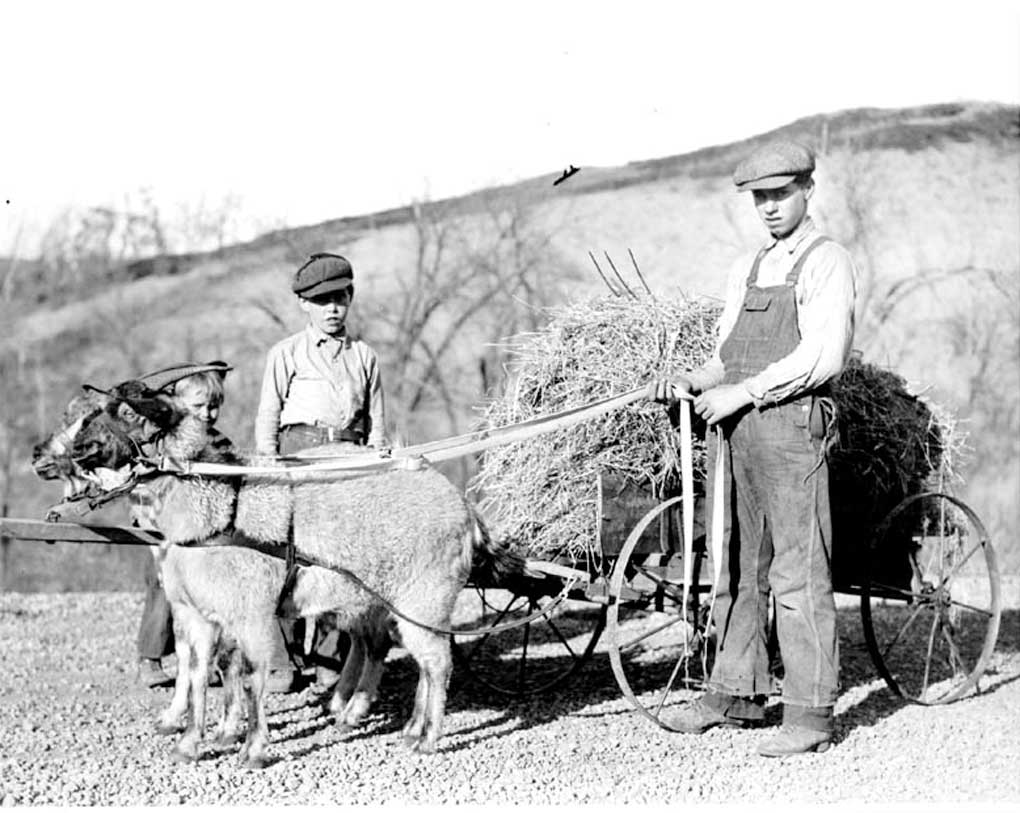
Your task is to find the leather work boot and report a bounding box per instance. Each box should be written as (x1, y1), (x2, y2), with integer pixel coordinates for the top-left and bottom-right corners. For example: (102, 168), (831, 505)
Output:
(662, 701), (752, 734)
(137, 658), (174, 689)
(757, 725), (832, 757)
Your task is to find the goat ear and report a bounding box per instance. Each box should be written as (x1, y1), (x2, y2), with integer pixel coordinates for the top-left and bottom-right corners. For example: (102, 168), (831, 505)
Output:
(109, 380), (178, 427)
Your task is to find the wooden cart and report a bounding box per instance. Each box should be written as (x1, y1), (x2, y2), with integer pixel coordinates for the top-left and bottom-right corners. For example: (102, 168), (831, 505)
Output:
(451, 474), (1002, 727)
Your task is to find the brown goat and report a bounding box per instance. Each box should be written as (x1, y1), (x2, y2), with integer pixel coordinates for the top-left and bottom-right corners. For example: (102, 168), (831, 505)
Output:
(33, 380), (520, 766)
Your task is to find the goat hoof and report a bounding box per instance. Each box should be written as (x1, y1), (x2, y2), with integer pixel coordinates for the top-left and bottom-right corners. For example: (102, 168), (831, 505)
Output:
(245, 756), (271, 770)
(401, 722), (424, 740)
(238, 752), (270, 770)
(156, 722), (185, 736)
(340, 709), (369, 729)
(406, 737), (437, 755)
(214, 730), (243, 747)
(327, 695), (349, 716)
(169, 747), (198, 764)
(416, 737), (438, 755)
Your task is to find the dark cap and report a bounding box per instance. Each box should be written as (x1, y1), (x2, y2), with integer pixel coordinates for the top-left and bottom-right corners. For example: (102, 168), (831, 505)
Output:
(733, 141), (815, 191)
(292, 253), (354, 298)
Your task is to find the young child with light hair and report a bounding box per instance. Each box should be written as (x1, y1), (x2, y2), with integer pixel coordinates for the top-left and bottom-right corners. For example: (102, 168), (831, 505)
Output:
(134, 364), (234, 688)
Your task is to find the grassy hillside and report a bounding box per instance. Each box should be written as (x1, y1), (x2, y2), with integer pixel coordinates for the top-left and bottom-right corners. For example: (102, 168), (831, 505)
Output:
(1, 101), (1017, 590)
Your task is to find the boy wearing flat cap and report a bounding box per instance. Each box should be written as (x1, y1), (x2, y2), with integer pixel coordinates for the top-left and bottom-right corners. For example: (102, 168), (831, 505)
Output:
(255, 252), (390, 691)
(650, 140), (856, 756)
(255, 252), (388, 455)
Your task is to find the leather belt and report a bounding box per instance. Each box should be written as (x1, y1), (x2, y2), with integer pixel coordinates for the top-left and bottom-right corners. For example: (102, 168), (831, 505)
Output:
(282, 424), (366, 445)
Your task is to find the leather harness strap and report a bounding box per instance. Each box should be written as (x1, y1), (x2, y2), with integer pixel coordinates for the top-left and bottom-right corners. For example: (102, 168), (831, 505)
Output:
(176, 531), (581, 640)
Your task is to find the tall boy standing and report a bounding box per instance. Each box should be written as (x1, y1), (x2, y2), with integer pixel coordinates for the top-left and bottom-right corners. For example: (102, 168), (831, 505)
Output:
(255, 252), (389, 689)
(651, 141), (857, 756)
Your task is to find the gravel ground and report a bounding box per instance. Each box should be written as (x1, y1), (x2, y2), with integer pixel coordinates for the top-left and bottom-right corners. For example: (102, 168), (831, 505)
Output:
(0, 592), (1018, 807)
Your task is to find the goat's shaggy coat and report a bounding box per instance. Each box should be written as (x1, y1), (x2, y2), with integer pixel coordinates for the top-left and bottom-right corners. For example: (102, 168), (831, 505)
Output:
(33, 390), (509, 766)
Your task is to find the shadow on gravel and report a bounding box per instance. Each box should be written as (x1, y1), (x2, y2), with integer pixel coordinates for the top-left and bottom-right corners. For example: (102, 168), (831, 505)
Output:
(252, 606), (1019, 757)
(400, 606), (1020, 750)
(433, 606), (894, 740)
(832, 607), (1020, 743)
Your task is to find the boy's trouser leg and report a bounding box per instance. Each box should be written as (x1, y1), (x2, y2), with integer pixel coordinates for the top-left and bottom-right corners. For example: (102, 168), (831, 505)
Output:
(752, 405), (839, 710)
(705, 420), (775, 701)
(137, 551), (174, 660)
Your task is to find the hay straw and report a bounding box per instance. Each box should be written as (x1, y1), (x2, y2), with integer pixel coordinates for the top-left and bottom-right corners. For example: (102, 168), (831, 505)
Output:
(470, 295), (720, 560)
(471, 298), (966, 563)
(829, 352), (969, 529)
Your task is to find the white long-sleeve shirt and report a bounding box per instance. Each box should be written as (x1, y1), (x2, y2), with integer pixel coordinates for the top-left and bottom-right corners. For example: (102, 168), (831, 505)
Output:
(254, 325), (388, 454)
(688, 216), (857, 406)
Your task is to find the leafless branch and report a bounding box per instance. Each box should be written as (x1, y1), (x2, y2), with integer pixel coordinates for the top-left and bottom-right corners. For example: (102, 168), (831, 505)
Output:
(248, 299), (288, 330)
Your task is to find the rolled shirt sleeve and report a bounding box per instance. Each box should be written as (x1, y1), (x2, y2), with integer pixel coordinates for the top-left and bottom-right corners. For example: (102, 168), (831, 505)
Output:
(688, 229), (857, 404)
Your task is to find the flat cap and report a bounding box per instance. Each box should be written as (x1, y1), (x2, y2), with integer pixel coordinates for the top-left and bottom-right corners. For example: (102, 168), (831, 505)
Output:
(292, 253), (354, 297)
(733, 140), (815, 191)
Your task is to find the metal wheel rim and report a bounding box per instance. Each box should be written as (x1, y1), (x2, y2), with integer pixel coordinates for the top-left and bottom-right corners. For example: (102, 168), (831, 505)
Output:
(606, 496), (705, 730)
(861, 491), (1002, 705)
(452, 587), (607, 697)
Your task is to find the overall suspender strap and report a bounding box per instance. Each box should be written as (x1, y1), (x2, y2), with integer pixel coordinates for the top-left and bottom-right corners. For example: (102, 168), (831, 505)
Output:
(784, 236), (832, 285)
(745, 247), (769, 287)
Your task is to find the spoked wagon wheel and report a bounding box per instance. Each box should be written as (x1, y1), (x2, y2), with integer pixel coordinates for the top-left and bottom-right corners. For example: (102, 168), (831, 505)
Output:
(606, 497), (711, 730)
(452, 583), (607, 697)
(861, 491), (1002, 704)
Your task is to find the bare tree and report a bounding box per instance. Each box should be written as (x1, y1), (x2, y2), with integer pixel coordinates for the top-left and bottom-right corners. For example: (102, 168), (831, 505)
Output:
(365, 192), (578, 482)
(172, 192), (242, 253)
(0, 218), (28, 305)
(0, 347), (48, 591)
(378, 193), (575, 425)
(817, 150), (1020, 566)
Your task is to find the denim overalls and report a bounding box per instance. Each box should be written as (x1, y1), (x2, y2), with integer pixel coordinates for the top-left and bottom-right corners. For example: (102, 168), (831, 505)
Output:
(706, 236), (839, 718)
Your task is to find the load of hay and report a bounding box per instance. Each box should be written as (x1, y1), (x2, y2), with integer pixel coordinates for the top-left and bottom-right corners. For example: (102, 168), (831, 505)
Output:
(470, 295), (966, 584)
(828, 356), (966, 588)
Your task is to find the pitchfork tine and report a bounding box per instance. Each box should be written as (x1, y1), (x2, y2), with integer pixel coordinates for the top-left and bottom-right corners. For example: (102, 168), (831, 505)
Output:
(589, 251), (621, 297)
(628, 248), (655, 299)
(604, 251), (637, 300)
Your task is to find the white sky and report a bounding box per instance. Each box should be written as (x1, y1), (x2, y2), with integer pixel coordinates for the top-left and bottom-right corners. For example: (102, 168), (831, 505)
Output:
(2, 0), (1018, 252)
